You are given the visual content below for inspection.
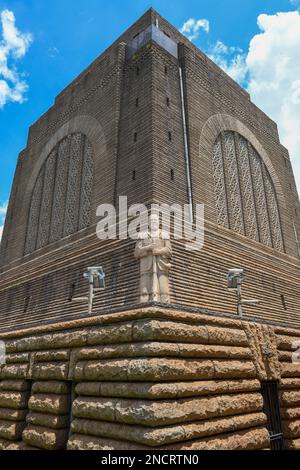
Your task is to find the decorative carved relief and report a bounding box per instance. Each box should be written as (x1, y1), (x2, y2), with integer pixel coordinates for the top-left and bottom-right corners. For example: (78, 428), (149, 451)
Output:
(79, 140), (94, 230)
(49, 137), (71, 244)
(212, 135), (229, 228)
(212, 130), (284, 252)
(64, 133), (84, 237)
(24, 167), (45, 255)
(235, 134), (259, 242)
(248, 144), (272, 248)
(242, 322), (281, 381)
(262, 165), (284, 252)
(25, 133), (94, 255)
(222, 131), (245, 235)
(36, 149), (56, 249)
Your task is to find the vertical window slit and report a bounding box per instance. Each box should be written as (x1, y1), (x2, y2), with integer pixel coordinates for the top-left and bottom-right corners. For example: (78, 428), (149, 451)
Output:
(24, 296), (31, 313)
(281, 294), (287, 310)
(68, 283), (76, 302)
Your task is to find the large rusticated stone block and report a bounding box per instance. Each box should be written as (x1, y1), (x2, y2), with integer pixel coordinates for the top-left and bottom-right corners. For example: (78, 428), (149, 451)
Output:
(5, 323), (134, 353)
(281, 407), (300, 420)
(0, 391), (30, 410)
(6, 330), (88, 353)
(75, 379), (261, 399)
(34, 350), (70, 362)
(5, 354), (29, 364)
(279, 351), (293, 362)
(86, 324), (134, 346)
(67, 427), (269, 450)
(0, 380), (30, 392)
(70, 412), (266, 447)
(131, 320), (248, 346)
(67, 434), (147, 450)
(72, 393), (263, 426)
(28, 394), (70, 415)
(6, 441), (40, 450)
(31, 362), (69, 380)
(76, 342), (252, 360)
(26, 412), (70, 430)
(284, 438), (300, 450)
(280, 391), (300, 407)
(164, 427), (270, 450)
(0, 408), (27, 422)
(22, 425), (69, 450)
(282, 419), (300, 438)
(0, 420), (26, 441)
(74, 358), (255, 382)
(0, 437), (11, 450)
(0, 364), (29, 380)
(281, 363), (300, 378)
(281, 378), (300, 390)
(277, 335), (300, 351)
(32, 381), (70, 395)
(284, 439), (300, 450)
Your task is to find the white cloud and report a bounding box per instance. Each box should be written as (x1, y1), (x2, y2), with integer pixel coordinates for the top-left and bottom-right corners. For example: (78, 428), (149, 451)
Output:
(180, 18), (209, 41)
(209, 40), (248, 84)
(0, 201), (8, 242)
(0, 9), (33, 109)
(208, 11), (300, 194)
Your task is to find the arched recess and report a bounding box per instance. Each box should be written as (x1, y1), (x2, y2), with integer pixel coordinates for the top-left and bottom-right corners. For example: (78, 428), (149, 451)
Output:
(23, 115), (107, 255)
(199, 114), (286, 252)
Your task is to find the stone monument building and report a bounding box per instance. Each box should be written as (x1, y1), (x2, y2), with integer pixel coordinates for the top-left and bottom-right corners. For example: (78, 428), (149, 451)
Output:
(0, 8), (300, 450)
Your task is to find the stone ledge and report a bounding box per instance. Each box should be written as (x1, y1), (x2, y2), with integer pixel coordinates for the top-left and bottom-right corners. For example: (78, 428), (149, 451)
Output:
(71, 412), (266, 447)
(67, 427), (269, 450)
(75, 379), (261, 399)
(72, 393), (263, 427)
(74, 358), (256, 382)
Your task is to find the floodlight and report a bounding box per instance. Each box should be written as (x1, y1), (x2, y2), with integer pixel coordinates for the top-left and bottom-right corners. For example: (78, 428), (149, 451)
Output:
(227, 268), (244, 289)
(227, 268), (260, 317)
(83, 267), (106, 290)
(71, 266), (106, 315)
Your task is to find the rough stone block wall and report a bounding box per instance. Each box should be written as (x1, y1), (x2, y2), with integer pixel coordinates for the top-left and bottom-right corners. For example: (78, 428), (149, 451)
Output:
(22, 380), (71, 450)
(0, 380), (31, 449)
(274, 325), (300, 449)
(3, 308), (299, 450)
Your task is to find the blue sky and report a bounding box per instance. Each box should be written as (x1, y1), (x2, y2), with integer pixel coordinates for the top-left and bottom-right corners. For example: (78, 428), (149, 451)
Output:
(1, 0), (300, 237)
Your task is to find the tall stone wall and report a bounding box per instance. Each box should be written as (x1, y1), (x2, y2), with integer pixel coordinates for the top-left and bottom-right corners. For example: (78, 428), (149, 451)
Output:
(1, 220), (300, 331)
(0, 308), (299, 450)
(1, 10), (300, 331)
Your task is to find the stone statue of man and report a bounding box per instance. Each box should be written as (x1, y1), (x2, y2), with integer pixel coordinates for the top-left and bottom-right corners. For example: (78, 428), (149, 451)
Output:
(134, 214), (172, 303)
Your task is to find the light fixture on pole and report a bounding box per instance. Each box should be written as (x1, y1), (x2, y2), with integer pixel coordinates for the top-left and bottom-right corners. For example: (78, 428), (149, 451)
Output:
(227, 268), (260, 318)
(72, 266), (105, 314)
